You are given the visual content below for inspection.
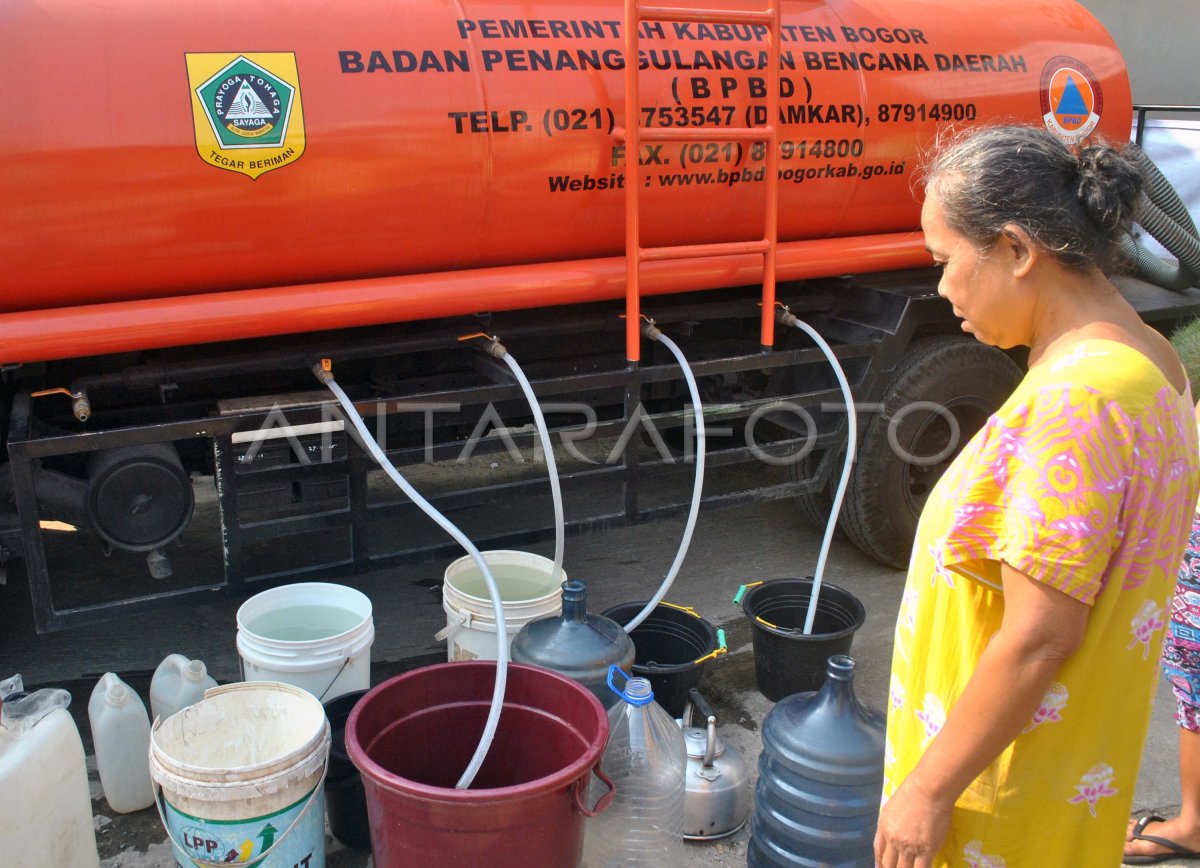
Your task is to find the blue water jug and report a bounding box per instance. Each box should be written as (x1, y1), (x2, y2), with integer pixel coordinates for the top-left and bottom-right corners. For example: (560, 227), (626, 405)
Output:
(749, 654), (885, 867)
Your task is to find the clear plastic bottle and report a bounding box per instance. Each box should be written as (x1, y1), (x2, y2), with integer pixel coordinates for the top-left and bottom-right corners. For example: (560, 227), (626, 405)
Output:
(584, 666), (686, 867)
(149, 653), (216, 722)
(88, 672), (155, 813)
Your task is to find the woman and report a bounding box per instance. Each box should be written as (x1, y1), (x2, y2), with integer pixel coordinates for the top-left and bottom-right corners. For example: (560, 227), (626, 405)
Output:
(874, 125), (1200, 868)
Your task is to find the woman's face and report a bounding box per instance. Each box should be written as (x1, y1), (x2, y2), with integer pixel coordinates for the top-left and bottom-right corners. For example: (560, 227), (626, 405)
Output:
(920, 186), (1028, 348)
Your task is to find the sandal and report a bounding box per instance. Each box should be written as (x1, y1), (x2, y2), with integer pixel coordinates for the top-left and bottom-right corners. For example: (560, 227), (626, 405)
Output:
(1125, 815), (1200, 865)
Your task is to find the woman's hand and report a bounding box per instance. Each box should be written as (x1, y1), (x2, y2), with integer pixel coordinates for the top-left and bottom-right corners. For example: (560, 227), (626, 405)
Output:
(874, 777), (954, 868)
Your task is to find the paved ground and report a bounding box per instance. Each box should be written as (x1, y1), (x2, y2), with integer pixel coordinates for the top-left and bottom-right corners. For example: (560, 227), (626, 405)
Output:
(1, 489), (1192, 866)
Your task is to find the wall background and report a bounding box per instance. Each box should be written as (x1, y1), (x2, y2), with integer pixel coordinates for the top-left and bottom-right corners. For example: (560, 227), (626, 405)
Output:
(1078, 0), (1200, 105)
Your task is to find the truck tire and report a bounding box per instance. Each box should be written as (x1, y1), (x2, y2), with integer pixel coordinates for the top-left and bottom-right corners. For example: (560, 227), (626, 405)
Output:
(840, 337), (1023, 568)
(788, 449), (851, 542)
(790, 451), (833, 531)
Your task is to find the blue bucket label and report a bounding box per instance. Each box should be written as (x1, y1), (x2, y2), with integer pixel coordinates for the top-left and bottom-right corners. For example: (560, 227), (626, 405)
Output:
(163, 785), (325, 868)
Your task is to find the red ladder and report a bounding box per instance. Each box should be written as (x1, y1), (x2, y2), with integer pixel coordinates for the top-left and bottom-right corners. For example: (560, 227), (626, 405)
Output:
(619, 0), (783, 361)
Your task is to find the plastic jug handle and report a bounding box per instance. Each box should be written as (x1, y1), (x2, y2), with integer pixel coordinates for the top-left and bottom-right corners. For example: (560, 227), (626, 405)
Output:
(605, 664), (635, 702)
(605, 664), (654, 706)
(159, 653), (190, 676)
(573, 764), (615, 817)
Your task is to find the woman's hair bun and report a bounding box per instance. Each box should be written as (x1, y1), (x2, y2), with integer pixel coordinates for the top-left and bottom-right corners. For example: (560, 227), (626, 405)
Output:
(926, 125), (1143, 271)
(1076, 144), (1142, 233)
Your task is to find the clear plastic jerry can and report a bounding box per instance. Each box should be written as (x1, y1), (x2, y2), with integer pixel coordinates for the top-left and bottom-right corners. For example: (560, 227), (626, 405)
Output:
(88, 672), (155, 813)
(0, 678), (101, 868)
(149, 653), (217, 722)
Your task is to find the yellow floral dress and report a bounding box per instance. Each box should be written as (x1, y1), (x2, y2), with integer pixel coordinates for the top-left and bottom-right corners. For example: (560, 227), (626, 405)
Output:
(884, 340), (1200, 867)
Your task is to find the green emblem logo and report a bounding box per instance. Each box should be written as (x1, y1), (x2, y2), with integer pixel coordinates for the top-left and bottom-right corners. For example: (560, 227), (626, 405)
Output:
(196, 56), (295, 149)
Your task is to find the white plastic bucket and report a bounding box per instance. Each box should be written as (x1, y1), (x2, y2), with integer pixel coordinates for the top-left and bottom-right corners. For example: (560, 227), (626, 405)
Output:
(149, 682), (331, 868)
(438, 550), (565, 661)
(236, 582), (374, 702)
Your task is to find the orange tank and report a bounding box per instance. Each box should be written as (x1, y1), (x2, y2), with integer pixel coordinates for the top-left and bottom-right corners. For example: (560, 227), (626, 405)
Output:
(0, 0), (1130, 362)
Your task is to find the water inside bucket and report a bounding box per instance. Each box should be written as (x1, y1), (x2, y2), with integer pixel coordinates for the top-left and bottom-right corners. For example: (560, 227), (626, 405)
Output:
(450, 563), (558, 602)
(246, 604), (364, 641)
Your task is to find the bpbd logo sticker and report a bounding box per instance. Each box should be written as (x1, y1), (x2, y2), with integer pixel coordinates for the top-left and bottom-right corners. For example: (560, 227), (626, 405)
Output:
(186, 53), (305, 179)
(1040, 56), (1103, 143)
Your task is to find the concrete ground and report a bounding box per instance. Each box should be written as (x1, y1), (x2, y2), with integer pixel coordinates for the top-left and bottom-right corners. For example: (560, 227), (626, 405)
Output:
(1, 491), (1191, 867)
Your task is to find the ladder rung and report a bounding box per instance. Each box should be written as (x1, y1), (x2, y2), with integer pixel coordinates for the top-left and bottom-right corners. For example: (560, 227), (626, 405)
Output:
(640, 240), (771, 262)
(638, 6), (776, 26)
(623, 2), (782, 359)
(616, 126), (775, 144)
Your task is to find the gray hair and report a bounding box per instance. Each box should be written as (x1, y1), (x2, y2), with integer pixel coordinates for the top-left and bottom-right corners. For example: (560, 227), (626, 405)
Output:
(923, 125), (1142, 271)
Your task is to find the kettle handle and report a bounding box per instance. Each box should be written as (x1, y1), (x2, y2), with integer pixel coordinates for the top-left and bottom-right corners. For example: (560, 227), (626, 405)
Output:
(573, 764), (615, 817)
(683, 689), (719, 769)
(683, 688), (716, 727)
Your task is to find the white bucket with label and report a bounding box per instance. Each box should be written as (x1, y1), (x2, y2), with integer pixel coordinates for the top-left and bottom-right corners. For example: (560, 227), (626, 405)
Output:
(236, 582), (374, 703)
(149, 682), (330, 868)
(437, 550), (565, 661)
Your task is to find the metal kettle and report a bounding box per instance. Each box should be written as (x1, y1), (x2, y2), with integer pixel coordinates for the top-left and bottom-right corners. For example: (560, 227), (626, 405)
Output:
(679, 688), (752, 840)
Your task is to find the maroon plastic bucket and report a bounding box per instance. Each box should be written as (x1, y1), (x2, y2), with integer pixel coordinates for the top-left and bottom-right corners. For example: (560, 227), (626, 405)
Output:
(346, 661), (612, 868)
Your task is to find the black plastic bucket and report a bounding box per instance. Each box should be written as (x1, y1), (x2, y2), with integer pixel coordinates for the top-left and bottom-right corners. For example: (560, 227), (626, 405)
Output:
(324, 689), (372, 851)
(736, 578), (865, 702)
(601, 601), (725, 717)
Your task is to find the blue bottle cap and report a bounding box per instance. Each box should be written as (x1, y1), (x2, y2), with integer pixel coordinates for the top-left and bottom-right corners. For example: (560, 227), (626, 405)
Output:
(606, 665), (654, 706)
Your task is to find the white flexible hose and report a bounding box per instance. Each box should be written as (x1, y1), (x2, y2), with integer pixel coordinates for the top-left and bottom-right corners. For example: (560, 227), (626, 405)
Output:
(787, 318), (857, 635)
(621, 332), (706, 633)
(324, 379), (505, 789)
(500, 353), (565, 585)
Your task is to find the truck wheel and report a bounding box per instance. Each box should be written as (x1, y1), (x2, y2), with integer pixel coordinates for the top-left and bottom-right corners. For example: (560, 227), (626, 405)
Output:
(840, 337), (1023, 568)
(788, 449), (852, 542)
(789, 451), (832, 531)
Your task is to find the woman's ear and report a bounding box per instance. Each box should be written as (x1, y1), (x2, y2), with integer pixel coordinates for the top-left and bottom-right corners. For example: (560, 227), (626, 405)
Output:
(1001, 223), (1036, 278)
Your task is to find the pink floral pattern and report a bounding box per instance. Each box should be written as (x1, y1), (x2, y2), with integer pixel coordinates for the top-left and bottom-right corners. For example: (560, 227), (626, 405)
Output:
(928, 539), (955, 588)
(898, 588), (919, 632)
(1128, 599), (1167, 660)
(915, 694), (945, 746)
(1068, 763), (1119, 817)
(937, 379), (1195, 606)
(964, 840), (1007, 868)
(1024, 682), (1069, 733)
